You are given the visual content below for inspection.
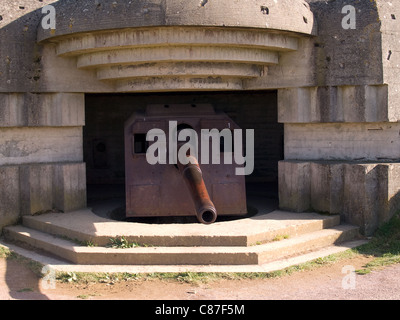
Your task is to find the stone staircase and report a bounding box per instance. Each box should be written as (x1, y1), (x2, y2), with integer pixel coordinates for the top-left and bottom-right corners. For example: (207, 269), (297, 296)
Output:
(1, 208), (364, 271)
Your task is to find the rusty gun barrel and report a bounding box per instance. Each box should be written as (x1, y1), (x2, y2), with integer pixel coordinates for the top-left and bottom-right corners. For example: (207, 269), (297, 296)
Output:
(178, 155), (217, 224)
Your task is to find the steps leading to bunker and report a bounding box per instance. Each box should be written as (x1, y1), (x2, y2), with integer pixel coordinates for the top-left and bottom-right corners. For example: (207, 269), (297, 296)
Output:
(19, 209), (342, 247)
(3, 215), (360, 266)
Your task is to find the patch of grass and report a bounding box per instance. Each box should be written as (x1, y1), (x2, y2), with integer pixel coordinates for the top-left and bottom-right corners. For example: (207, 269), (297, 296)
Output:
(17, 288), (33, 293)
(272, 234), (290, 242)
(252, 234), (290, 246)
(59, 235), (96, 247)
(107, 236), (153, 249)
(57, 271), (78, 283)
(56, 271), (140, 284)
(355, 269), (371, 275)
(0, 246), (12, 258)
(351, 211), (400, 274)
(108, 236), (140, 249)
(77, 293), (101, 299)
(83, 240), (96, 247)
(54, 253), (355, 285)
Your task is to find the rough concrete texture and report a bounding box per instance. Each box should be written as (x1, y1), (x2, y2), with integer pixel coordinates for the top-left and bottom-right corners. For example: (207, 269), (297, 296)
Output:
(309, 0), (383, 86)
(0, 127), (83, 165)
(0, 0), (389, 93)
(52, 163), (87, 213)
(0, 0), (55, 93)
(19, 164), (53, 216)
(0, 93), (84, 127)
(0, 166), (20, 231)
(284, 122), (400, 161)
(0, 163), (86, 232)
(0, 0), (315, 93)
(380, 0), (400, 122)
(278, 161), (311, 213)
(279, 161), (400, 236)
(48, 25), (300, 92)
(37, 0), (316, 42)
(278, 85), (392, 123)
(0, 0), (392, 93)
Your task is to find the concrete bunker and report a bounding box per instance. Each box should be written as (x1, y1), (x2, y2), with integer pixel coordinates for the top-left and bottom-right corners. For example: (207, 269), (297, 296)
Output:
(0, 0), (399, 239)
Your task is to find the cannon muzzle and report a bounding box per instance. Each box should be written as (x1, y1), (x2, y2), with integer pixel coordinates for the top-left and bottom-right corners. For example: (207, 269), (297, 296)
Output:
(178, 155), (217, 224)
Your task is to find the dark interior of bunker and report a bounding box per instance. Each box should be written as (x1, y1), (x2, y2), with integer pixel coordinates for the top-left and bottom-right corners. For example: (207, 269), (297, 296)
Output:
(83, 91), (283, 222)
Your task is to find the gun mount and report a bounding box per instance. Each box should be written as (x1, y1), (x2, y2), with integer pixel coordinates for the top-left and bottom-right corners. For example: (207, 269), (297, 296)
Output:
(124, 104), (247, 224)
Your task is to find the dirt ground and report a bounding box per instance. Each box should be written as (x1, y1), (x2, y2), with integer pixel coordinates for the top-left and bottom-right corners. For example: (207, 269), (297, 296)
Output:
(1, 254), (400, 301)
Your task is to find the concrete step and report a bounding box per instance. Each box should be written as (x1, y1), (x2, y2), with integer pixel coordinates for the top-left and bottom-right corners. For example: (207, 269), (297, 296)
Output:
(3, 224), (359, 266)
(0, 239), (369, 274)
(21, 209), (341, 247)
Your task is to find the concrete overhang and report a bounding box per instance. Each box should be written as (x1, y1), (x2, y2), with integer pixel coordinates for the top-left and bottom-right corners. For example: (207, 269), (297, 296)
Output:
(38, 0), (317, 41)
(37, 0), (317, 92)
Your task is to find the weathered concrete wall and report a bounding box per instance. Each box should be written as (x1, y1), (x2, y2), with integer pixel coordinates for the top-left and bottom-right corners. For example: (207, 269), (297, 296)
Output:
(0, 0), (112, 94)
(284, 122), (400, 162)
(0, 163), (86, 230)
(278, 85), (391, 123)
(276, 0), (400, 235)
(0, 93), (84, 126)
(0, 0), (399, 237)
(0, 0), (54, 93)
(309, 0), (383, 87)
(245, 37), (316, 90)
(0, 92), (84, 166)
(0, 127), (82, 165)
(0, 0), (316, 94)
(0, 166), (20, 230)
(37, 0), (316, 42)
(378, 1), (400, 122)
(279, 161), (400, 236)
(0, 90), (86, 231)
(0, 0), (388, 93)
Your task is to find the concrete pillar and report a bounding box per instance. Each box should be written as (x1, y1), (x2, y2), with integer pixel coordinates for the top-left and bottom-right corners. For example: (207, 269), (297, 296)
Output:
(343, 164), (380, 236)
(20, 164), (53, 216)
(53, 163), (87, 213)
(310, 162), (344, 214)
(388, 165), (400, 216)
(17, 163), (87, 216)
(0, 166), (20, 232)
(278, 161), (311, 212)
(0, 92), (87, 228)
(279, 160), (400, 236)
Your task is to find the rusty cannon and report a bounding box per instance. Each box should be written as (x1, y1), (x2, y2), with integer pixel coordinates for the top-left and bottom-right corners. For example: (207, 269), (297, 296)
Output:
(124, 104), (247, 224)
(177, 154), (218, 224)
